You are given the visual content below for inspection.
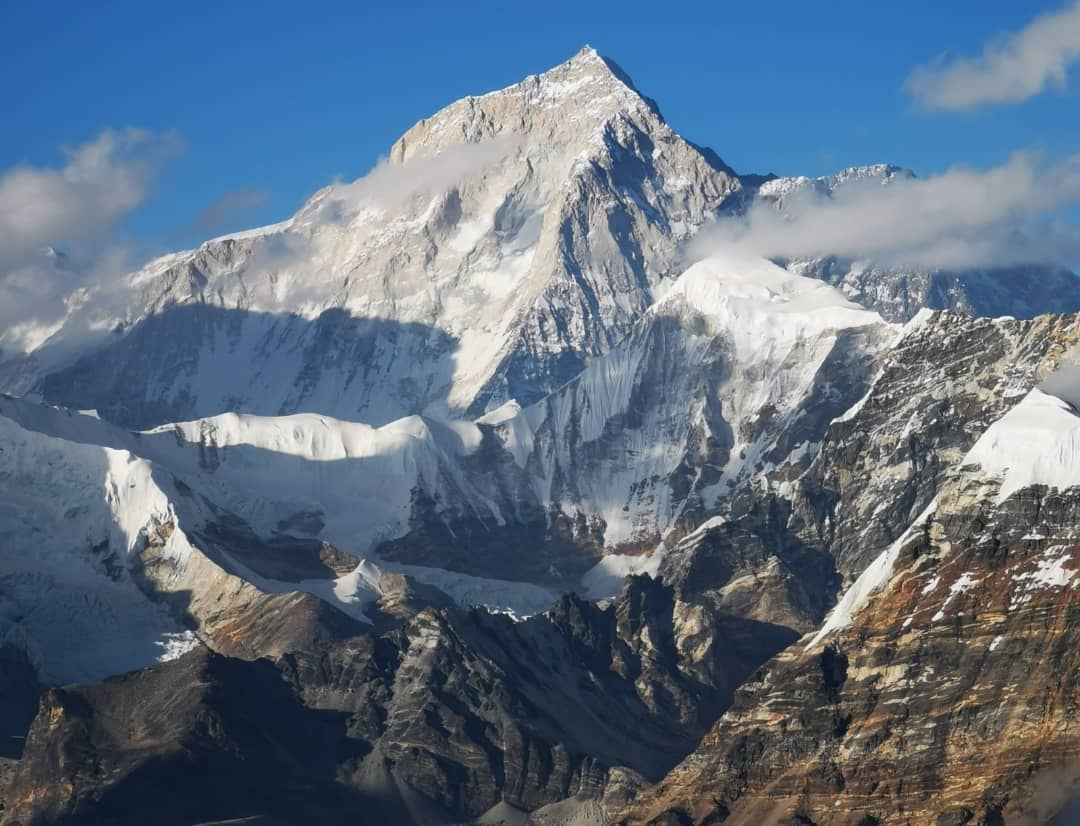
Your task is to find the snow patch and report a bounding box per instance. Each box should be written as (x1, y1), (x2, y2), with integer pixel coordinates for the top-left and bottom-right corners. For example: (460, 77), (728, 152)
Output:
(580, 549), (665, 600)
(660, 254), (883, 339)
(156, 631), (202, 662)
(930, 571), (979, 623)
(387, 562), (559, 620)
(1009, 545), (1077, 609)
(806, 499), (937, 650)
(964, 389), (1080, 503)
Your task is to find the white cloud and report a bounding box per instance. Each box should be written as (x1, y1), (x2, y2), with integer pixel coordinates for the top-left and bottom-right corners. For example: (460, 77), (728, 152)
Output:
(0, 246), (137, 354)
(233, 136), (526, 311)
(0, 129), (179, 355)
(692, 153), (1080, 270)
(906, 1), (1080, 111)
(0, 128), (179, 271)
(318, 135), (523, 217)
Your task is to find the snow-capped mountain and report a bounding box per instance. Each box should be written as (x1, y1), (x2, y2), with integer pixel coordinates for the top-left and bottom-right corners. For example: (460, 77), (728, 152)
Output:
(753, 162), (914, 205)
(13, 46), (742, 430)
(5, 45), (1080, 826)
(0, 250), (891, 686)
(16, 49), (1073, 434)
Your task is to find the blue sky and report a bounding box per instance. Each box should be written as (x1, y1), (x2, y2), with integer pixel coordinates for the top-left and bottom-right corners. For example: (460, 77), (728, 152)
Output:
(2, 0), (1079, 250)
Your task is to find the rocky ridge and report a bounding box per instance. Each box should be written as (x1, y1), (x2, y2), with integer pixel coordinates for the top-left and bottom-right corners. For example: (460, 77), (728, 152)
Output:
(618, 390), (1080, 825)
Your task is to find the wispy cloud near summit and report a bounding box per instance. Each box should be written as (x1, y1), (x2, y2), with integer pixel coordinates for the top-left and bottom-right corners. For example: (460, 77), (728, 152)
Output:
(693, 153), (1080, 270)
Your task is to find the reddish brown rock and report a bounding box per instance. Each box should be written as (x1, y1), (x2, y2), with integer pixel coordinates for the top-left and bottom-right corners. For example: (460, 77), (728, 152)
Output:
(619, 476), (1080, 825)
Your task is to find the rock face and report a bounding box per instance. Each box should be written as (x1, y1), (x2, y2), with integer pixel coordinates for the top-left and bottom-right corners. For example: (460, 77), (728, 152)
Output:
(0, 578), (797, 826)
(2, 649), (364, 826)
(0, 646), (40, 815)
(617, 442), (1080, 825)
(0, 647), (44, 761)
(788, 310), (1080, 583)
(786, 257), (1080, 324)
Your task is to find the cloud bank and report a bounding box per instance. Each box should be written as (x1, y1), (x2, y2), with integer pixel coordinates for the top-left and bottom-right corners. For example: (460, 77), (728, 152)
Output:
(693, 153), (1080, 270)
(906, 1), (1080, 111)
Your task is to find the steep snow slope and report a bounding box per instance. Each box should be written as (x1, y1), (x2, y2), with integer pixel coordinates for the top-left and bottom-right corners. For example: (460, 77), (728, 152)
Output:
(488, 254), (890, 555)
(0, 413), (198, 684)
(0, 395), (484, 552)
(963, 387), (1080, 502)
(1, 254), (891, 638)
(146, 412), (490, 554)
(17, 46), (741, 429)
(0, 397), (557, 631)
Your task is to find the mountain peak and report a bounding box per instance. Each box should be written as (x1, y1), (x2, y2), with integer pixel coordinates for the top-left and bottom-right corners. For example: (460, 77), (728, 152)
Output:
(562, 44), (629, 82)
(568, 43), (604, 66)
(528, 44), (649, 107)
(389, 47), (660, 164)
